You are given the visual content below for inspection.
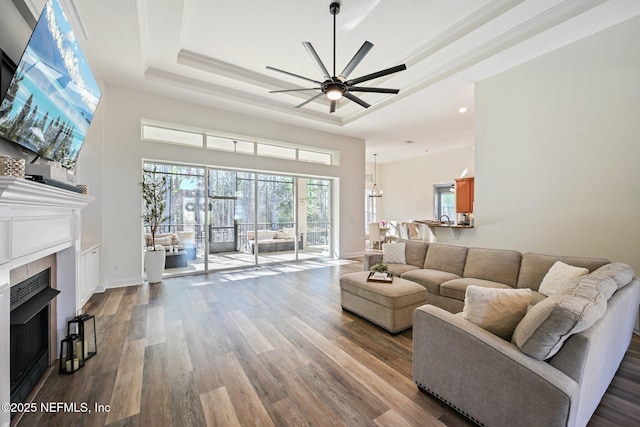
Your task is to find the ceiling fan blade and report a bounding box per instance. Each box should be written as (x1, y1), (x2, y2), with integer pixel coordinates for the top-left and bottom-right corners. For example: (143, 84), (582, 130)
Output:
(302, 42), (332, 80)
(338, 41), (373, 80)
(269, 88), (322, 93)
(345, 64), (407, 86)
(266, 66), (322, 85)
(295, 92), (324, 109)
(348, 86), (400, 94)
(330, 100), (337, 113)
(343, 92), (371, 109)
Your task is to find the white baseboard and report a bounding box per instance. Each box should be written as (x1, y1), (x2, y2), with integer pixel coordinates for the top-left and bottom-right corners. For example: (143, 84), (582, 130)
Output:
(102, 277), (143, 290)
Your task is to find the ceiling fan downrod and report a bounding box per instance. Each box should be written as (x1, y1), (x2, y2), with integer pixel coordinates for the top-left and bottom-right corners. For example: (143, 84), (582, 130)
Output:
(330, 2), (340, 78)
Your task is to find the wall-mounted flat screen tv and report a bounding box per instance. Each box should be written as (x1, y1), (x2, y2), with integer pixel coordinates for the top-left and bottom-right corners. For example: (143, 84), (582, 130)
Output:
(0, 0), (101, 170)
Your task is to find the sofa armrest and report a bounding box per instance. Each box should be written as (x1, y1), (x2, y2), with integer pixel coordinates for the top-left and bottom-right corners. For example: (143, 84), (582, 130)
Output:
(363, 253), (383, 271)
(413, 305), (579, 427)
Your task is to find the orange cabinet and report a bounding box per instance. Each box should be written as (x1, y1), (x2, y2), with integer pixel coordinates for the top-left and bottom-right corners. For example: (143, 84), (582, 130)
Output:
(455, 177), (474, 213)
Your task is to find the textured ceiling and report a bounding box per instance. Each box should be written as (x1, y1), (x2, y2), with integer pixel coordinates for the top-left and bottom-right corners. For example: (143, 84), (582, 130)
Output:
(11, 0), (640, 163)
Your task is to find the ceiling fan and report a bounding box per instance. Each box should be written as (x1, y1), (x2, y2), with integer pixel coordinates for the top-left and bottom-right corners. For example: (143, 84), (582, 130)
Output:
(266, 2), (407, 113)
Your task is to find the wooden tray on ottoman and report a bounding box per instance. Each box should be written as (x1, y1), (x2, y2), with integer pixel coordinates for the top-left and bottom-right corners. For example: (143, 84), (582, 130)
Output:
(367, 271), (393, 283)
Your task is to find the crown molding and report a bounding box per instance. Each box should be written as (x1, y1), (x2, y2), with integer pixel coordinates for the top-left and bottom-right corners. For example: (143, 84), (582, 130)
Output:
(144, 68), (342, 126)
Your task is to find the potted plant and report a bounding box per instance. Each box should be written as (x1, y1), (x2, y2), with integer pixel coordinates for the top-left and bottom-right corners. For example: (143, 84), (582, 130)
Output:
(142, 167), (169, 283)
(371, 262), (389, 274)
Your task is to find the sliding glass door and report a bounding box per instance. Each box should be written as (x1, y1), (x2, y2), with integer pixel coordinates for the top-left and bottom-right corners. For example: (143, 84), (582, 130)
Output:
(302, 178), (331, 258)
(142, 162), (206, 273)
(255, 174), (296, 265)
(144, 162), (333, 276)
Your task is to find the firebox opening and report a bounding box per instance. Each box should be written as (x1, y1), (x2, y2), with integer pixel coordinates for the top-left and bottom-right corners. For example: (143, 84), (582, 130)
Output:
(9, 268), (58, 417)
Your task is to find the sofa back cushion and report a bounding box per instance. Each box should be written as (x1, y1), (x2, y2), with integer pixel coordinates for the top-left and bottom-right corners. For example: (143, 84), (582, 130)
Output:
(517, 253), (609, 291)
(397, 239), (429, 268)
(463, 247), (522, 287)
(248, 230), (277, 241)
(423, 243), (468, 276)
(590, 262), (635, 290)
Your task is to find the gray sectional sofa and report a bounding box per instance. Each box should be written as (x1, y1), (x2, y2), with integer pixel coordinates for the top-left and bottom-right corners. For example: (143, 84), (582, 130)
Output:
(363, 239), (640, 427)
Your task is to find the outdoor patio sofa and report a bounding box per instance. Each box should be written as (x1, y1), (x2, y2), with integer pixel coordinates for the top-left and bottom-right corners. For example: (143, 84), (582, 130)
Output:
(246, 229), (303, 253)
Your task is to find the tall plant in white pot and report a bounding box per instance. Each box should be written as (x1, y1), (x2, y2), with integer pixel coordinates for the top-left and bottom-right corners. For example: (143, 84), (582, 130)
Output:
(142, 167), (169, 283)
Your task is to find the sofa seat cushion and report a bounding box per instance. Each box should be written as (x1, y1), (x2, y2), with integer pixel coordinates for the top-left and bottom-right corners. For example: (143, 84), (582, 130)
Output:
(512, 282), (607, 360)
(423, 243), (468, 276)
(463, 247), (522, 287)
(386, 263), (420, 277)
(516, 253), (610, 291)
(401, 269), (461, 295)
(530, 291), (547, 306)
(440, 278), (513, 301)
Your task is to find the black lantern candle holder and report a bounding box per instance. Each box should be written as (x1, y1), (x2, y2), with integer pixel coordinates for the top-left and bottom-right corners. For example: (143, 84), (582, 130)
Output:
(67, 314), (97, 361)
(59, 334), (84, 374)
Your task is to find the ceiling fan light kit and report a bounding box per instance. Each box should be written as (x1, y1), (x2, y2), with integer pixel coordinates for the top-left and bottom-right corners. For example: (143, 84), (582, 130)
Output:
(267, 2), (407, 113)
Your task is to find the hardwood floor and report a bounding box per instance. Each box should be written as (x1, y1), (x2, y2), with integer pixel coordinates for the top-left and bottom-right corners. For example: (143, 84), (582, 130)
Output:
(18, 259), (640, 426)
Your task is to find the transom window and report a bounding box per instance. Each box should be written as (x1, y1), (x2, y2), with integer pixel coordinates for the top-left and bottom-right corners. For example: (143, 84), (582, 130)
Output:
(142, 123), (337, 165)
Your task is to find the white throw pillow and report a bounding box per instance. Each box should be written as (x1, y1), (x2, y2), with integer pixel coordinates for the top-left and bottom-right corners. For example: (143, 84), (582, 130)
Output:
(154, 236), (172, 246)
(538, 261), (589, 296)
(462, 285), (532, 340)
(382, 243), (406, 264)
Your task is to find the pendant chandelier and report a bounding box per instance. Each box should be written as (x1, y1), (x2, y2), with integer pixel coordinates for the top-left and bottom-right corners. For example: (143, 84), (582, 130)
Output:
(369, 154), (383, 198)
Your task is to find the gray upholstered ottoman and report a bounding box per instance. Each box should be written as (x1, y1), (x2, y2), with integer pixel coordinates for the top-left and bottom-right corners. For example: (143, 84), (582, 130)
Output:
(340, 271), (427, 333)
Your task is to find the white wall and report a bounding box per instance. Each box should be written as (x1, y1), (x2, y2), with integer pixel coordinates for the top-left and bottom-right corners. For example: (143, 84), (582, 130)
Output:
(78, 85), (365, 288)
(377, 146), (475, 223)
(440, 16), (640, 274)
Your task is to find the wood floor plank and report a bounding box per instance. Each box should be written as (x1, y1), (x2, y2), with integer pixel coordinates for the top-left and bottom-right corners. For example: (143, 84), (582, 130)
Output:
(187, 287), (212, 312)
(164, 320), (193, 377)
(228, 310), (274, 355)
(218, 352), (275, 427)
(135, 282), (150, 306)
(374, 409), (414, 427)
(168, 370), (207, 427)
(145, 305), (166, 346)
(115, 286), (138, 322)
(269, 397), (311, 427)
(100, 289), (125, 316)
(200, 386), (242, 427)
(106, 338), (146, 424)
(139, 344), (172, 427)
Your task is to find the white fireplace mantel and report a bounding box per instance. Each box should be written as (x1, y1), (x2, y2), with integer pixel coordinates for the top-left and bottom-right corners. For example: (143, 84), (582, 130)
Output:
(0, 177), (93, 427)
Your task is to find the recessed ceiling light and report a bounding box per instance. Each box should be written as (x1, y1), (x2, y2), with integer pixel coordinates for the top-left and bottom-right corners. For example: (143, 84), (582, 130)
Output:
(458, 107), (468, 113)
(405, 140), (414, 144)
